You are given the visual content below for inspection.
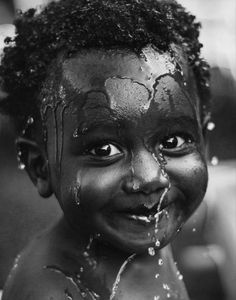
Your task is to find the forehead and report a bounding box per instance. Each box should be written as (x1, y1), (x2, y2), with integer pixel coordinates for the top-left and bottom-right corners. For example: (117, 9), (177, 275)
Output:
(42, 45), (201, 126)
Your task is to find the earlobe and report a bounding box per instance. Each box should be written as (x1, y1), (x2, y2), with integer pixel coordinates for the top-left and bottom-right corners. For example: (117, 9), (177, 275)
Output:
(16, 137), (53, 198)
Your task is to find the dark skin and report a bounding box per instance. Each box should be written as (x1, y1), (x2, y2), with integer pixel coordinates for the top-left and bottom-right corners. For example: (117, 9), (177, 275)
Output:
(3, 45), (208, 300)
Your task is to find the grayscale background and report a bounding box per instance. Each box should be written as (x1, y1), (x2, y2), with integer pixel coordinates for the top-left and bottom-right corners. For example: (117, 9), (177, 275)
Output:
(0, 1), (235, 299)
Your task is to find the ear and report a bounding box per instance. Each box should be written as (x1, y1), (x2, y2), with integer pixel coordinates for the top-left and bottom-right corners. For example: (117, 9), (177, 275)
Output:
(16, 137), (53, 198)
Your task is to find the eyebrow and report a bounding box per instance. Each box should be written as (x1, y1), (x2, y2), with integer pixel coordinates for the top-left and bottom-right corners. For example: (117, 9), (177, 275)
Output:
(77, 115), (200, 136)
(76, 117), (119, 135)
(154, 115), (201, 136)
(157, 115), (199, 127)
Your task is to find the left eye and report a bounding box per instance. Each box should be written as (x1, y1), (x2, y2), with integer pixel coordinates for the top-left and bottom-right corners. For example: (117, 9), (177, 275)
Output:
(160, 135), (192, 150)
(89, 143), (121, 157)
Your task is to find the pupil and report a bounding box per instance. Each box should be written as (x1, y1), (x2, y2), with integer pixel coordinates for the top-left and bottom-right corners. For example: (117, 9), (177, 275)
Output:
(164, 137), (178, 148)
(95, 145), (111, 156)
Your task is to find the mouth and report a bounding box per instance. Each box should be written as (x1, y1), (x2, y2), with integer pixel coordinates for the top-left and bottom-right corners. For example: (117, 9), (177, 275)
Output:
(119, 202), (167, 225)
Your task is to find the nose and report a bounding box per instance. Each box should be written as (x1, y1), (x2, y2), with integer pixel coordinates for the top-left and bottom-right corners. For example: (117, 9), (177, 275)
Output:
(122, 149), (169, 194)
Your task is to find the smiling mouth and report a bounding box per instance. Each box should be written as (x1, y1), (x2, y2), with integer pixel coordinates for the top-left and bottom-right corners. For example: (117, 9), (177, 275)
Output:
(120, 203), (166, 225)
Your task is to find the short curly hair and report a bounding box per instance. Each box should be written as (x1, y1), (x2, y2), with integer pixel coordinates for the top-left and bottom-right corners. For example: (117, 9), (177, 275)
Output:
(0, 0), (210, 131)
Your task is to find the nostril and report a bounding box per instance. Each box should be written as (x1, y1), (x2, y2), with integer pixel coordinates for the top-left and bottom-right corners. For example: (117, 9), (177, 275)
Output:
(122, 149), (170, 194)
(122, 169), (169, 194)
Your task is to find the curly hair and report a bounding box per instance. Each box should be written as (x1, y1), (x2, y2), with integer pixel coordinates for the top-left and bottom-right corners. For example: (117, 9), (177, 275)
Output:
(0, 0), (210, 130)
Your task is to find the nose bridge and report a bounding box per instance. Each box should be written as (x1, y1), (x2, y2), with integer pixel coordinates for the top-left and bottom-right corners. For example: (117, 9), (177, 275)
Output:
(126, 148), (169, 193)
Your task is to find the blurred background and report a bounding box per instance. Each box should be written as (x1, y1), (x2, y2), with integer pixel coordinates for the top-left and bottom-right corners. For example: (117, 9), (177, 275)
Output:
(0, 1), (235, 300)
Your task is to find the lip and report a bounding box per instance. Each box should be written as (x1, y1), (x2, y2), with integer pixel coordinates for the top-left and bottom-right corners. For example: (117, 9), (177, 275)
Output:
(110, 191), (170, 212)
(102, 190), (173, 230)
(122, 201), (169, 223)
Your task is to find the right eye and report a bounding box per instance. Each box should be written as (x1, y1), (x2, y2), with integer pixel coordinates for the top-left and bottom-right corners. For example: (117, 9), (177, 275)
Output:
(88, 143), (121, 157)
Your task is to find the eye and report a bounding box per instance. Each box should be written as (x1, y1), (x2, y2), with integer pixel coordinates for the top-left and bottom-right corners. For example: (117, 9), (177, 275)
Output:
(88, 143), (121, 157)
(159, 134), (193, 150)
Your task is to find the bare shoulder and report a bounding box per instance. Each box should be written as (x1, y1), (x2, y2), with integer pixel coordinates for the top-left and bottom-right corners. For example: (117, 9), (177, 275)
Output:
(2, 222), (85, 300)
(2, 265), (82, 300)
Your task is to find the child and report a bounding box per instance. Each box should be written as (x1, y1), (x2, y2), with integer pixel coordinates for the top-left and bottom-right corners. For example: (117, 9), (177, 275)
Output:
(0, 0), (211, 299)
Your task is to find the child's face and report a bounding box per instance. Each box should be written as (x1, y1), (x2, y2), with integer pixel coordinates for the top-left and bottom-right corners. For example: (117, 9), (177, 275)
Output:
(43, 45), (208, 253)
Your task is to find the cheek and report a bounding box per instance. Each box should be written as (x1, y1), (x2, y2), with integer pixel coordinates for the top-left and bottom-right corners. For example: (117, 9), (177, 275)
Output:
(166, 154), (208, 206)
(78, 165), (123, 210)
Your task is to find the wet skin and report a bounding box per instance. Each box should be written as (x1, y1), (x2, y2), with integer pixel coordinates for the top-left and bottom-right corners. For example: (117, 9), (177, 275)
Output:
(2, 45), (208, 300)
(43, 45), (208, 255)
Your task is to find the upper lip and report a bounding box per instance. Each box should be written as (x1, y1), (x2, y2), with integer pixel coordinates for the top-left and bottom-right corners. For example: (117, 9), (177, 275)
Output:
(119, 202), (165, 217)
(110, 191), (170, 216)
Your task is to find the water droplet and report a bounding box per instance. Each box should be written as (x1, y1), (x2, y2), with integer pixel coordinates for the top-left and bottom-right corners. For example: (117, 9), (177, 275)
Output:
(148, 247), (155, 256)
(95, 233), (101, 239)
(65, 289), (73, 300)
(207, 122), (215, 131)
(83, 251), (89, 258)
(178, 274), (183, 280)
(81, 127), (88, 134)
(163, 283), (170, 290)
(211, 156), (219, 166)
(73, 128), (80, 138)
(86, 236), (94, 251)
(183, 81), (187, 86)
(27, 116), (34, 125)
(154, 296), (160, 300)
(158, 259), (163, 266)
(132, 180), (140, 191)
(155, 273), (160, 279)
(18, 162), (26, 170)
(167, 293), (171, 298)
(155, 240), (160, 247)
